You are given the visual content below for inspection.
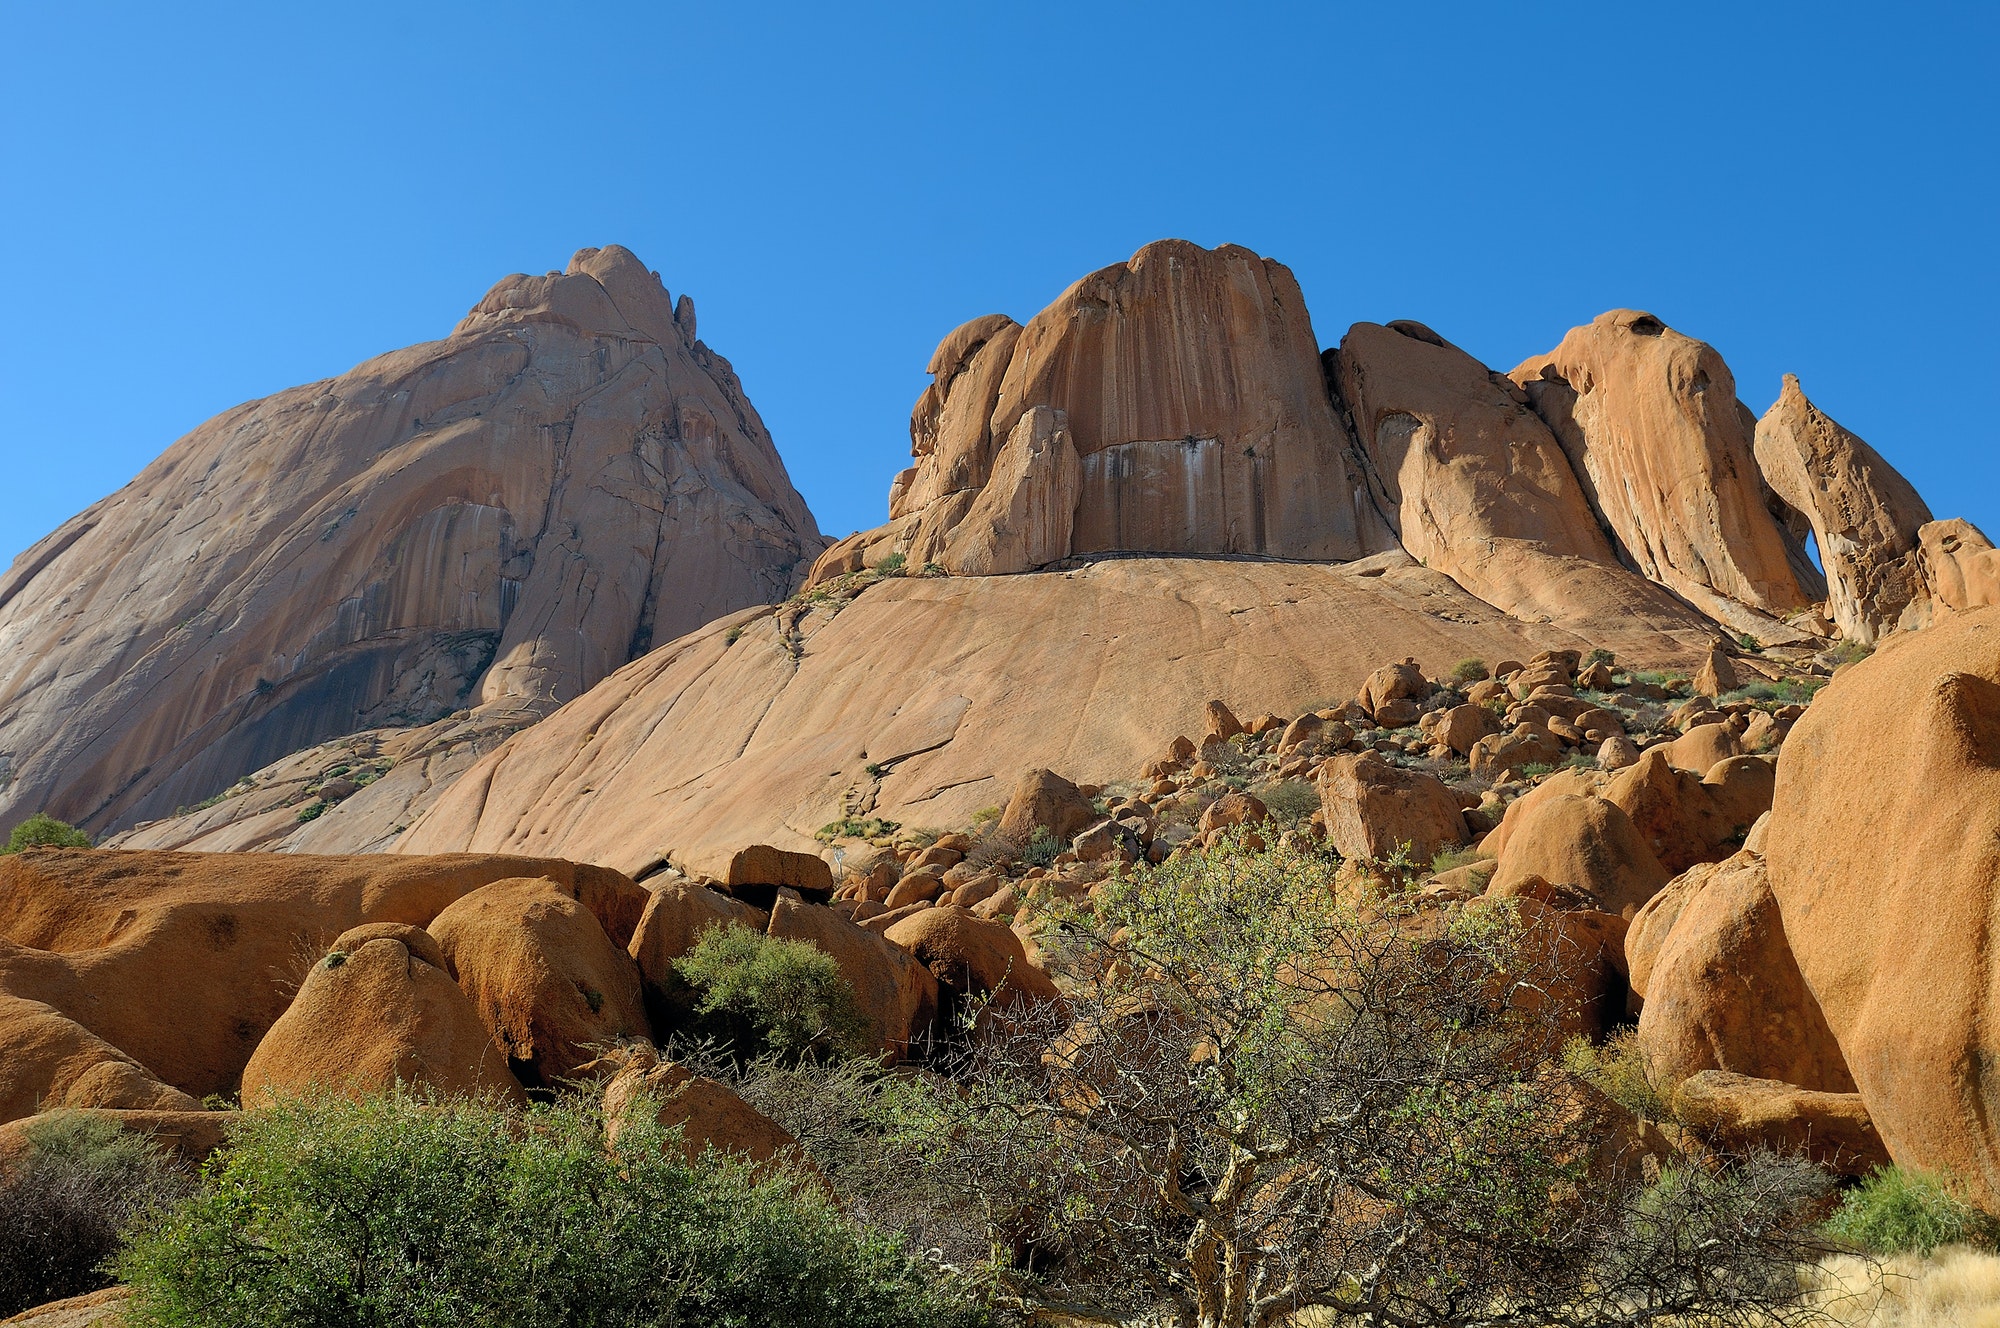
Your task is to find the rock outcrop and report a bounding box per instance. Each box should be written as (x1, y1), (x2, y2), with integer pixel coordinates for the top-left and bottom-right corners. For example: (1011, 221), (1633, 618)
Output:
(1511, 310), (1820, 640)
(0, 245), (823, 837)
(1328, 321), (1717, 649)
(1764, 606), (2000, 1201)
(1753, 376), (1933, 643)
(1916, 518), (2000, 619)
(810, 240), (1394, 584)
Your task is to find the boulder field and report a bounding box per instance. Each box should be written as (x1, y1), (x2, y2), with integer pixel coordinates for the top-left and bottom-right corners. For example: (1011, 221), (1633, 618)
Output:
(0, 244), (825, 841)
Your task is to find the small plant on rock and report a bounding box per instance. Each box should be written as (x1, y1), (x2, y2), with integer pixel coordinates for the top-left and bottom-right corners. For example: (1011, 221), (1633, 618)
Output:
(677, 924), (869, 1061)
(1451, 657), (1490, 683)
(1585, 647), (1616, 668)
(2, 812), (91, 853)
(872, 552), (907, 576)
(1258, 778), (1320, 828)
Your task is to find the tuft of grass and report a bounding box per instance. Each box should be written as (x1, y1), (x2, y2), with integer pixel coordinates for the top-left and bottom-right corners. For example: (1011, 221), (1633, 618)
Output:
(1562, 1029), (1668, 1121)
(725, 626), (744, 646)
(295, 801), (327, 823)
(872, 552), (907, 576)
(816, 816), (899, 843)
(1735, 632), (1763, 653)
(1823, 1167), (2000, 1256)
(1519, 762), (1556, 780)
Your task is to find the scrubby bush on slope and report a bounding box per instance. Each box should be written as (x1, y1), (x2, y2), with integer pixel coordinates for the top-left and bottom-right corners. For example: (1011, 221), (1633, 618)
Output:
(117, 1090), (983, 1328)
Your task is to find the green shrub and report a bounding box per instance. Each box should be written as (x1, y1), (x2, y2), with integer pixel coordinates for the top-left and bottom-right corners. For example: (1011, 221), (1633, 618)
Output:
(677, 924), (869, 1060)
(1519, 762), (1555, 780)
(1259, 779), (1321, 827)
(0, 1112), (190, 1316)
(872, 552), (907, 576)
(725, 625), (744, 645)
(2, 813), (91, 853)
(118, 1091), (982, 1328)
(1450, 658), (1490, 683)
(817, 816), (899, 842)
(1584, 647), (1616, 668)
(1822, 1166), (2000, 1255)
(294, 801), (326, 823)
(1562, 1029), (1667, 1121)
(1018, 825), (1063, 868)
(1735, 632), (1763, 653)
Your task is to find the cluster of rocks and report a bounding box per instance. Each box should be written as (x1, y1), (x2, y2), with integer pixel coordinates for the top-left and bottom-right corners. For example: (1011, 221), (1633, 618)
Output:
(0, 839), (1063, 1172)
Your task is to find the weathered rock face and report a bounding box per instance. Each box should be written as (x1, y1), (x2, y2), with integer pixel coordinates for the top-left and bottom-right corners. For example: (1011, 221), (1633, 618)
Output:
(1764, 606), (2000, 1201)
(0, 244), (823, 837)
(428, 877), (650, 1089)
(1328, 321), (1717, 648)
(240, 922), (524, 1104)
(1511, 310), (1820, 639)
(1753, 376), (1932, 643)
(1916, 518), (2000, 619)
(811, 240), (1393, 585)
(0, 848), (644, 1100)
(400, 555), (1677, 880)
(1632, 852), (1853, 1094)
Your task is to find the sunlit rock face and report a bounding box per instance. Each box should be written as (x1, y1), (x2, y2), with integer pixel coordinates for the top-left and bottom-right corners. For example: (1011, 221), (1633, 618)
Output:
(0, 244), (823, 834)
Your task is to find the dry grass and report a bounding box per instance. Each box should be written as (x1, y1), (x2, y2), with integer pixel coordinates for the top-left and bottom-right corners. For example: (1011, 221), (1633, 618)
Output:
(1809, 1248), (2000, 1327)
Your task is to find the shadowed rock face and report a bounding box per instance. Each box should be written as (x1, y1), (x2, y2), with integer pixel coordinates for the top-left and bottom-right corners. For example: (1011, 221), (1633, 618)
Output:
(0, 245), (823, 835)
(1511, 310), (1822, 640)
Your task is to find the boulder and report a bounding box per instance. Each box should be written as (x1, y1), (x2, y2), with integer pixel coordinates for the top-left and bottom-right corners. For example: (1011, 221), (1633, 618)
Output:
(1486, 794), (1669, 919)
(1764, 607), (2000, 1201)
(1497, 899), (1630, 1045)
(1435, 704), (1503, 756)
(883, 870), (947, 911)
(1603, 749), (1775, 874)
(627, 883), (770, 1022)
(882, 905), (1061, 1008)
(997, 768), (1097, 848)
(0, 1108), (235, 1172)
(1916, 518), (2000, 619)
(602, 1051), (807, 1181)
(724, 845), (834, 902)
(765, 893), (939, 1061)
(1468, 724), (1565, 780)
(1691, 641), (1739, 698)
(1072, 820), (1142, 864)
(0, 850), (641, 1102)
(1203, 700), (1246, 744)
(0, 245), (824, 840)
(1357, 660), (1427, 719)
(241, 923), (523, 1104)
(1317, 751), (1467, 864)
(1196, 792), (1269, 836)
(1634, 852), (1853, 1095)
(1672, 1071), (1889, 1175)
(428, 878), (650, 1089)
(1753, 375), (1933, 643)
(1512, 309), (1816, 637)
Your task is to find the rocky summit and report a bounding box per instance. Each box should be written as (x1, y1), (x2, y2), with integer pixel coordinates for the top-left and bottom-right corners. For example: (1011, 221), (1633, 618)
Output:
(6, 235), (2000, 1327)
(0, 245), (824, 841)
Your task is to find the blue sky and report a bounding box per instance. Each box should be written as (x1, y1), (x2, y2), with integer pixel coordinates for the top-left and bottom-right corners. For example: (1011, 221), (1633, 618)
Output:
(1, 2), (1993, 564)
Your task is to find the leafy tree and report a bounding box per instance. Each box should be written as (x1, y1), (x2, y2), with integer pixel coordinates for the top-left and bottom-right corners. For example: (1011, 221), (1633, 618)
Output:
(2, 812), (91, 853)
(914, 835), (1836, 1328)
(677, 924), (868, 1060)
(118, 1090), (984, 1328)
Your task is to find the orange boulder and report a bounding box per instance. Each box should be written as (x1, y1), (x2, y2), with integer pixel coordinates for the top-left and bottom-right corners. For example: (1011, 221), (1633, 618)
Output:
(428, 878), (650, 1089)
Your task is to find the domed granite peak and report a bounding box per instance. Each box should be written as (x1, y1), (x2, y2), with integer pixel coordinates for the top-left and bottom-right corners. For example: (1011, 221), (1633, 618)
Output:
(0, 245), (825, 836)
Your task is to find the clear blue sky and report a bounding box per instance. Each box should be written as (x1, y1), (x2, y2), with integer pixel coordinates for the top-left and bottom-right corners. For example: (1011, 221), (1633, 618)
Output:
(2, 3), (1993, 564)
